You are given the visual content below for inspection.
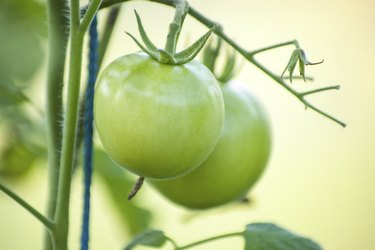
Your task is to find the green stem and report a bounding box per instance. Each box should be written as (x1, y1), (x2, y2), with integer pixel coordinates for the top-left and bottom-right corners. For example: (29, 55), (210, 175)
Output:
(52, 0), (82, 249)
(300, 85), (340, 96)
(165, 236), (179, 249)
(0, 182), (54, 231)
(164, 0), (189, 54)
(45, 0), (69, 249)
(176, 232), (242, 250)
(53, 29), (83, 250)
(248, 40), (297, 56)
(282, 76), (314, 81)
(80, 0), (103, 32)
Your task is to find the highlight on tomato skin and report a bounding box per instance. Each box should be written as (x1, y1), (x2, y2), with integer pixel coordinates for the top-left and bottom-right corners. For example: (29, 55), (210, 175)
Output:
(150, 81), (272, 209)
(94, 52), (225, 180)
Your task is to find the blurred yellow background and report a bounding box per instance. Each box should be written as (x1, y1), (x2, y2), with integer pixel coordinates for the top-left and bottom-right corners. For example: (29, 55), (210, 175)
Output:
(1, 0), (375, 249)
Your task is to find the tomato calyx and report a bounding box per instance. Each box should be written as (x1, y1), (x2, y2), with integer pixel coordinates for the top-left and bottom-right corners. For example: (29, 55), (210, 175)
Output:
(281, 48), (324, 83)
(202, 38), (238, 84)
(126, 3), (217, 65)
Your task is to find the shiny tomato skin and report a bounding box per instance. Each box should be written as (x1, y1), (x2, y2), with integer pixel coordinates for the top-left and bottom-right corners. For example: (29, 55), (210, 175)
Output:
(150, 82), (271, 208)
(94, 52), (224, 180)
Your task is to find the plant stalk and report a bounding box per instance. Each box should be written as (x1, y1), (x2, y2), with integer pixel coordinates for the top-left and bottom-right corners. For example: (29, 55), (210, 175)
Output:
(53, 29), (84, 250)
(45, 0), (69, 249)
(176, 232), (242, 250)
(52, 0), (82, 247)
(164, 0), (188, 54)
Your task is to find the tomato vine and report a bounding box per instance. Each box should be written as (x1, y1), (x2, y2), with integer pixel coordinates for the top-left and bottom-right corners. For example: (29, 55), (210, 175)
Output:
(98, 0), (346, 127)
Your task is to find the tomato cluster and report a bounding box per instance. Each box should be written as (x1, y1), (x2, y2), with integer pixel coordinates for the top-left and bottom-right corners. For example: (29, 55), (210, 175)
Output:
(94, 51), (271, 209)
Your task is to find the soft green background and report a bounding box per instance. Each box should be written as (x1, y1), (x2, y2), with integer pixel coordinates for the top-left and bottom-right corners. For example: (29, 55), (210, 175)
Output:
(1, 0), (374, 249)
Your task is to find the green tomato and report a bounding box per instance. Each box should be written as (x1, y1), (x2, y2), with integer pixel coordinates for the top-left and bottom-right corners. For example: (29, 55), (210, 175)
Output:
(94, 52), (224, 180)
(150, 81), (271, 208)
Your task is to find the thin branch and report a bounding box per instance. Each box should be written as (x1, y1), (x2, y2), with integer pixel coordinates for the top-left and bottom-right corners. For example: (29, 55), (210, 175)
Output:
(300, 100), (346, 127)
(165, 236), (179, 249)
(282, 76), (314, 81)
(250, 56), (346, 127)
(176, 232), (242, 250)
(80, 0), (103, 33)
(300, 85), (340, 96)
(0, 182), (54, 231)
(248, 40), (297, 56)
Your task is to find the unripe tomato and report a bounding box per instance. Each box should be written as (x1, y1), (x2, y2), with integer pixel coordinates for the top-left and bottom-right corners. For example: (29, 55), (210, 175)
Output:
(150, 82), (271, 208)
(94, 52), (224, 180)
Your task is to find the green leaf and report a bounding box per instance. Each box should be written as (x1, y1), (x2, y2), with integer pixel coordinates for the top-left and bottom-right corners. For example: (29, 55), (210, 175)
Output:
(0, 0), (45, 82)
(0, 112), (45, 179)
(124, 230), (167, 250)
(244, 223), (322, 250)
(0, 84), (27, 107)
(175, 25), (218, 64)
(0, 140), (39, 178)
(95, 149), (152, 235)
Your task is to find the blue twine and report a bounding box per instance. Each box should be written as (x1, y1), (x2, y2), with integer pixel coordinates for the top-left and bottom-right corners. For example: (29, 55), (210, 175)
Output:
(81, 15), (98, 250)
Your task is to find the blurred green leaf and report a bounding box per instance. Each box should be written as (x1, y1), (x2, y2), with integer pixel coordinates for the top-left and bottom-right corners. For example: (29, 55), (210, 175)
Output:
(0, 0), (46, 85)
(95, 149), (152, 235)
(0, 105), (46, 179)
(0, 139), (40, 178)
(0, 83), (27, 107)
(124, 230), (167, 250)
(244, 223), (322, 250)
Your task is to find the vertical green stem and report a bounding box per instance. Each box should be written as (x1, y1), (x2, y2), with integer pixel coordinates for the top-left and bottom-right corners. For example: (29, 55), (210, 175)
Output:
(53, 30), (84, 250)
(164, 0), (188, 54)
(52, 0), (82, 248)
(45, 0), (69, 249)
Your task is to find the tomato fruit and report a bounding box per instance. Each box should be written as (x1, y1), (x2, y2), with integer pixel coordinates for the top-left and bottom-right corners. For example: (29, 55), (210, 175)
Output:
(150, 81), (271, 208)
(94, 52), (224, 180)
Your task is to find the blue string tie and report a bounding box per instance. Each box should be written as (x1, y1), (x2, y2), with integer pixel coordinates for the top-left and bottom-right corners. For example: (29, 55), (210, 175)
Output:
(81, 15), (98, 250)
